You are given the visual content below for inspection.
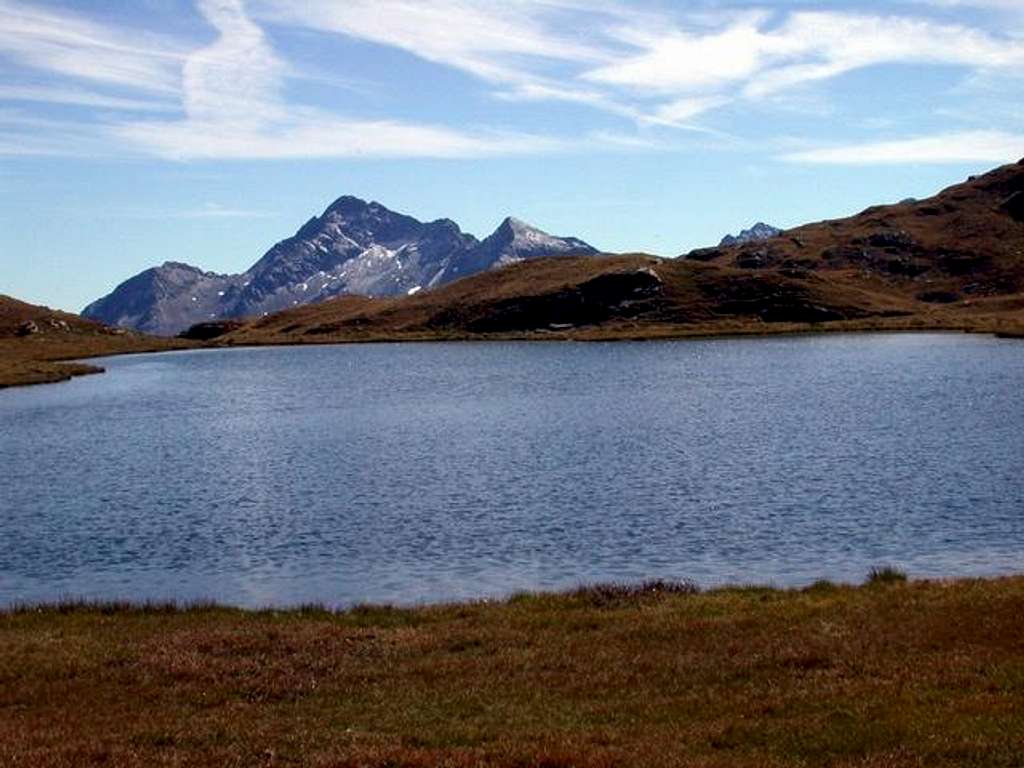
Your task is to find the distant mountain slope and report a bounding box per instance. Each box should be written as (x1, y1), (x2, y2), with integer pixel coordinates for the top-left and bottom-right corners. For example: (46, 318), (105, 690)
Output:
(719, 222), (782, 247)
(82, 198), (597, 335)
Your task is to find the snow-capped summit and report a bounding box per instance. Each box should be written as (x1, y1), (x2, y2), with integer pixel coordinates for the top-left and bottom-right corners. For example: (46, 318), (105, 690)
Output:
(491, 217), (598, 264)
(82, 198), (599, 335)
(482, 216), (597, 267)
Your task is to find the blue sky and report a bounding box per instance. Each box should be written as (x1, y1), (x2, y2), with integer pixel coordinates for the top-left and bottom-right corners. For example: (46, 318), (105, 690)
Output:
(2, 0), (1024, 312)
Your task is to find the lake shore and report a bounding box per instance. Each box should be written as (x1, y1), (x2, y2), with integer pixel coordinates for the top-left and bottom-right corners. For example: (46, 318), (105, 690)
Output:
(3, 308), (1022, 390)
(0, 335), (191, 389)
(2, 573), (1021, 766)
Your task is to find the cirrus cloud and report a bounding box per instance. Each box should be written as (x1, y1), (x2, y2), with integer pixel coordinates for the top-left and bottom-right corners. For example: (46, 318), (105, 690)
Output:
(780, 130), (1024, 164)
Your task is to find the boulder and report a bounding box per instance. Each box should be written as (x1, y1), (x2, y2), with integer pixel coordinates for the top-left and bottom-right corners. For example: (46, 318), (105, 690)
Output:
(15, 320), (39, 337)
(999, 191), (1024, 223)
(178, 320), (245, 341)
(866, 230), (915, 249)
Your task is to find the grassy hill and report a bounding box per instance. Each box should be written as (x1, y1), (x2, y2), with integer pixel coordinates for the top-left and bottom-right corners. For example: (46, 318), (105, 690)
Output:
(0, 295), (186, 388)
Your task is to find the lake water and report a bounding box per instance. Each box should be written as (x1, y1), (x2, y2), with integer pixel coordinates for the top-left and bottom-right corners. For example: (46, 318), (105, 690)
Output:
(1, 333), (1022, 607)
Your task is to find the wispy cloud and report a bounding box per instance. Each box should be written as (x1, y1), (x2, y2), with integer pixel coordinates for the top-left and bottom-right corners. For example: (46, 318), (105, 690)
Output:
(909, 0), (1024, 10)
(780, 130), (1024, 164)
(0, 84), (177, 112)
(116, 115), (567, 160)
(0, 107), (118, 156)
(1, 0), (1022, 163)
(251, 0), (665, 126)
(253, 0), (610, 85)
(0, 0), (184, 94)
(112, 0), (566, 160)
(584, 10), (1024, 100)
(113, 202), (276, 219)
(254, 1), (1024, 134)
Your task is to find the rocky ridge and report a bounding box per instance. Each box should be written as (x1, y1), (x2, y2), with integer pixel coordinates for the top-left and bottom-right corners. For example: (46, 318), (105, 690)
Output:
(83, 198), (597, 335)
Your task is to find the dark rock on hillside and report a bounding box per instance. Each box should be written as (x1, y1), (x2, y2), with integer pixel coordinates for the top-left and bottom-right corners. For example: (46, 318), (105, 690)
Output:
(1001, 191), (1024, 223)
(435, 266), (664, 334)
(683, 247), (724, 262)
(177, 320), (246, 341)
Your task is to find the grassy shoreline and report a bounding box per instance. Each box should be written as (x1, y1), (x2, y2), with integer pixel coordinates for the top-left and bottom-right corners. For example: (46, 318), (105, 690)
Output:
(3, 573), (1022, 766)
(3, 312), (1022, 390)
(0, 336), (191, 389)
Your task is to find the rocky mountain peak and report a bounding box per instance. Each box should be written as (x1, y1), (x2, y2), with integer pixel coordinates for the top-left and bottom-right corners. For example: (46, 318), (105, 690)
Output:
(323, 195), (371, 216)
(501, 216), (531, 232)
(83, 198), (598, 335)
(485, 216), (596, 259)
(720, 222), (783, 248)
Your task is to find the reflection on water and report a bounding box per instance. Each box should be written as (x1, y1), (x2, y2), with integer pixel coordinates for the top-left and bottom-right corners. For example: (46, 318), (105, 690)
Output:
(1, 334), (1022, 607)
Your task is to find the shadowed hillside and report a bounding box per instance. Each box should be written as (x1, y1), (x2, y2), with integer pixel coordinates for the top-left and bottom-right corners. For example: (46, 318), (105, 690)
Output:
(219, 254), (921, 344)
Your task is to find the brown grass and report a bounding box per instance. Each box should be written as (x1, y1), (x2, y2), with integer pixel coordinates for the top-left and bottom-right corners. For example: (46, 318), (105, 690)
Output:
(2, 575), (1022, 766)
(0, 294), (190, 388)
(210, 255), (1024, 349)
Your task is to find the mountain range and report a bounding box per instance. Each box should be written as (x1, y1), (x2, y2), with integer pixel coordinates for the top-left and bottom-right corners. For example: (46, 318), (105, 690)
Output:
(82, 198), (597, 335)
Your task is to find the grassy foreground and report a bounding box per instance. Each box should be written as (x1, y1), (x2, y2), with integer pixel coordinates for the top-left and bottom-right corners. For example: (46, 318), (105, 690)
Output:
(2, 575), (1022, 767)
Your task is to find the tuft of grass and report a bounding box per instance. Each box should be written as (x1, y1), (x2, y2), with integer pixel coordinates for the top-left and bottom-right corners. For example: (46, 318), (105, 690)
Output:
(7, 597), (223, 615)
(866, 565), (908, 585)
(803, 578), (840, 594)
(566, 579), (700, 608)
(343, 601), (423, 628)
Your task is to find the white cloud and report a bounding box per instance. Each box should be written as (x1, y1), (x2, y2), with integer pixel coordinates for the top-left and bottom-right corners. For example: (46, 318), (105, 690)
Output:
(584, 10), (1024, 100)
(113, 0), (565, 160)
(251, 0), (665, 127)
(645, 96), (732, 127)
(0, 108), (121, 156)
(253, 0), (610, 85)
(116, 115), (565, 160)
(1, 0), (1021, 161)
(0, 0), (184, 94)
(254, 1), (1024, 135)
(0, 0), (576, 160)
(745, 12), (1024, 98)
(183, 0), (284, 124)
(910, 0), (1024, 9)
(114, 202), (276, 219)
(0, 85), (177, 112)
(780, 130), (1024, 164)
(585, 12), (774, 93)
(491, 81), (716, 130)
